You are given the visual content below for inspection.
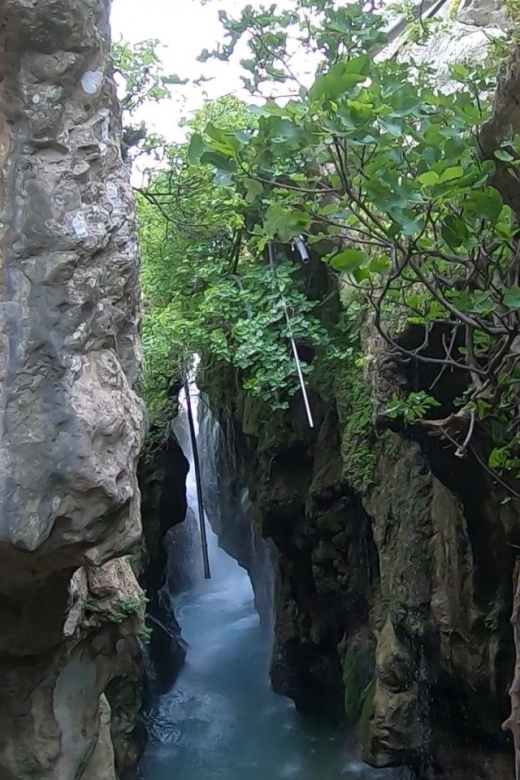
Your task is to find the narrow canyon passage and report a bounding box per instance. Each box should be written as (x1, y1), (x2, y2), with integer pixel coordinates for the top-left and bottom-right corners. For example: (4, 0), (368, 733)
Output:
(137, 394), (410, 780)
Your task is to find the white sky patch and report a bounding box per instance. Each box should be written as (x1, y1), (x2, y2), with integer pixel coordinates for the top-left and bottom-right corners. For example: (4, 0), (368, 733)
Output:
(109, 0), (405, 150)
(110, 0), (256, 141)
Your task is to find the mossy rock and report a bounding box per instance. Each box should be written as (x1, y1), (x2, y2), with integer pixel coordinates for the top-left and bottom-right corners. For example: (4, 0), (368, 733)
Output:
(335, 362), (376, 494)
(447, 0), (461, 20)
(357, 677), (376, 749)
(342, 644), (375, 722)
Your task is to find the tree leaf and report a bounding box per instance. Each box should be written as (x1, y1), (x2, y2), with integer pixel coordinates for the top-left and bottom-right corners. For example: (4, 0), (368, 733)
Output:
(344, 54), (371, 75)
(206, 122), (243, 153)
(494, 148), (514, 162)
(200, 150), (237, 173)
(244, 177), (263, 202)
(503, 286), (520, 309)
(368, 255), (390, 274)
(187, 133), (205, 164)
(417, 171), (439, 186)
(439, 165), (464, 183)
(310, 60), (366, 102)
(329, 248), (366, 272)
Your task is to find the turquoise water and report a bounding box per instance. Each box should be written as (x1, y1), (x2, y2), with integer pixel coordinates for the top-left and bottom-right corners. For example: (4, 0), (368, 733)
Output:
(138, 392), (410, 780)
(137, 536), (408, 780)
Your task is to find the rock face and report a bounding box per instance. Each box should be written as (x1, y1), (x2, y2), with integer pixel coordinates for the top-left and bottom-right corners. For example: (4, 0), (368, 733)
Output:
(104, 426), (191, 777)
(138, 430), (189, 697)
(205, 290), (517, 780)
(0, 1), (145, 777)
(383, 0), (507, 81)
(202, 6), (520, 771)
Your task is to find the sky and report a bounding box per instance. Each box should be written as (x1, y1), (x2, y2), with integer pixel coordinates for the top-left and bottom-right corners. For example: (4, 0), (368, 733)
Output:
(110, 0), (254, 141)
(109, 0), (399, 145)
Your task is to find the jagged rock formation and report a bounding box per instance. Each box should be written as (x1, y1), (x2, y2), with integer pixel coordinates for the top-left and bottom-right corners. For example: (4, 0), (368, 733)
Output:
(0, 1), (145, 778)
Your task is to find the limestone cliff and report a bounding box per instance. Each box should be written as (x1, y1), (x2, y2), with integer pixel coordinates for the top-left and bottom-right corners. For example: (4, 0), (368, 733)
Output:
(102, 430), (189, 779)
(0, 1), (145, 778)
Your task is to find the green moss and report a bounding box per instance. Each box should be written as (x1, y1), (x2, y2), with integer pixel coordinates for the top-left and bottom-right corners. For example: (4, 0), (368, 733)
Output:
(357, 677), (376, 748)
(200, 358), (283, 452)
(504, 0), (520, 23)
(342, 646), (375, 721)
(447, 0), (461, 20)
(335, 359), (376, 493)
(379, 430), (400, 461)
(138, 625), (153, 644)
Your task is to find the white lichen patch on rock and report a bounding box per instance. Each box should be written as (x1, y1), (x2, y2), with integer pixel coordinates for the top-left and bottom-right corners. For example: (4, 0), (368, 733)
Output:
(81, 69), (105, 95)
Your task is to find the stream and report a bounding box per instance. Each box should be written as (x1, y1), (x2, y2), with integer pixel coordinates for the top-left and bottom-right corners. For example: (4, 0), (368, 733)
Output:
(137, 390), (410, 780)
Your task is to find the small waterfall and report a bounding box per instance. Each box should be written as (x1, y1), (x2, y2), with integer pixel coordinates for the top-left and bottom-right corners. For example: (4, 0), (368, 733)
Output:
(197, 391), (276, 634)
(169, 383), (257, 592)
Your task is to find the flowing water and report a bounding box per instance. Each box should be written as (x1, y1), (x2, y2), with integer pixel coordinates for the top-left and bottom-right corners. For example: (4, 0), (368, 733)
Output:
(137, 389), (410, 780)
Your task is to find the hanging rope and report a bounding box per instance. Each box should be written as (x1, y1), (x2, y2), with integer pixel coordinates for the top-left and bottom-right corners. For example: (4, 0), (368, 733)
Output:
(184, 378), (211, 579)
(267, 241), (314, 429)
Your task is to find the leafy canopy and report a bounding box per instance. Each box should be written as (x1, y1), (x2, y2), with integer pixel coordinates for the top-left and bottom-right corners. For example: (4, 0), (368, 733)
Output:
(187, 1), (520, 479)
(138, 95), (332, 429)
(119, 1), (520, 481)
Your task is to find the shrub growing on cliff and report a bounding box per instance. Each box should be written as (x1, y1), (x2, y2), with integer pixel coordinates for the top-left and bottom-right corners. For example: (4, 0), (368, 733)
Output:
(188, 1), (520, 482)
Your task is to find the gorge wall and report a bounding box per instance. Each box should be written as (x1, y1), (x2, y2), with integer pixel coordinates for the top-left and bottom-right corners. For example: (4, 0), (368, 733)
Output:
(0, 1), (146, 778)
(199, 8), (520, 775)
(1, 1), (520, 779)
(202, 269), (517, 780)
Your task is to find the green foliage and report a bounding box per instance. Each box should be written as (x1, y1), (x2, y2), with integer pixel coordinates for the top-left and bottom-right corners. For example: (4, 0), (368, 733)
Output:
(386, 0), (449, 45)
(138, 95), (332, 431)
(111, 39), (184, 159)
(486, 0), (520, 64)
(122, 4), (520, 482)
(107, 594), (148, 624)
(504, 0), (520, 24)
(138, 625), (153, 644)
(188, 1), (520, 479)
(112, 39), (185, 114)
(385, 391), (441, 423)
(335, 357), (377, 493)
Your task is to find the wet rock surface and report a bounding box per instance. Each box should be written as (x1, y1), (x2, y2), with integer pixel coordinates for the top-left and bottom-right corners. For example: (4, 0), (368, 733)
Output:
(138, 431), (189, 698)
